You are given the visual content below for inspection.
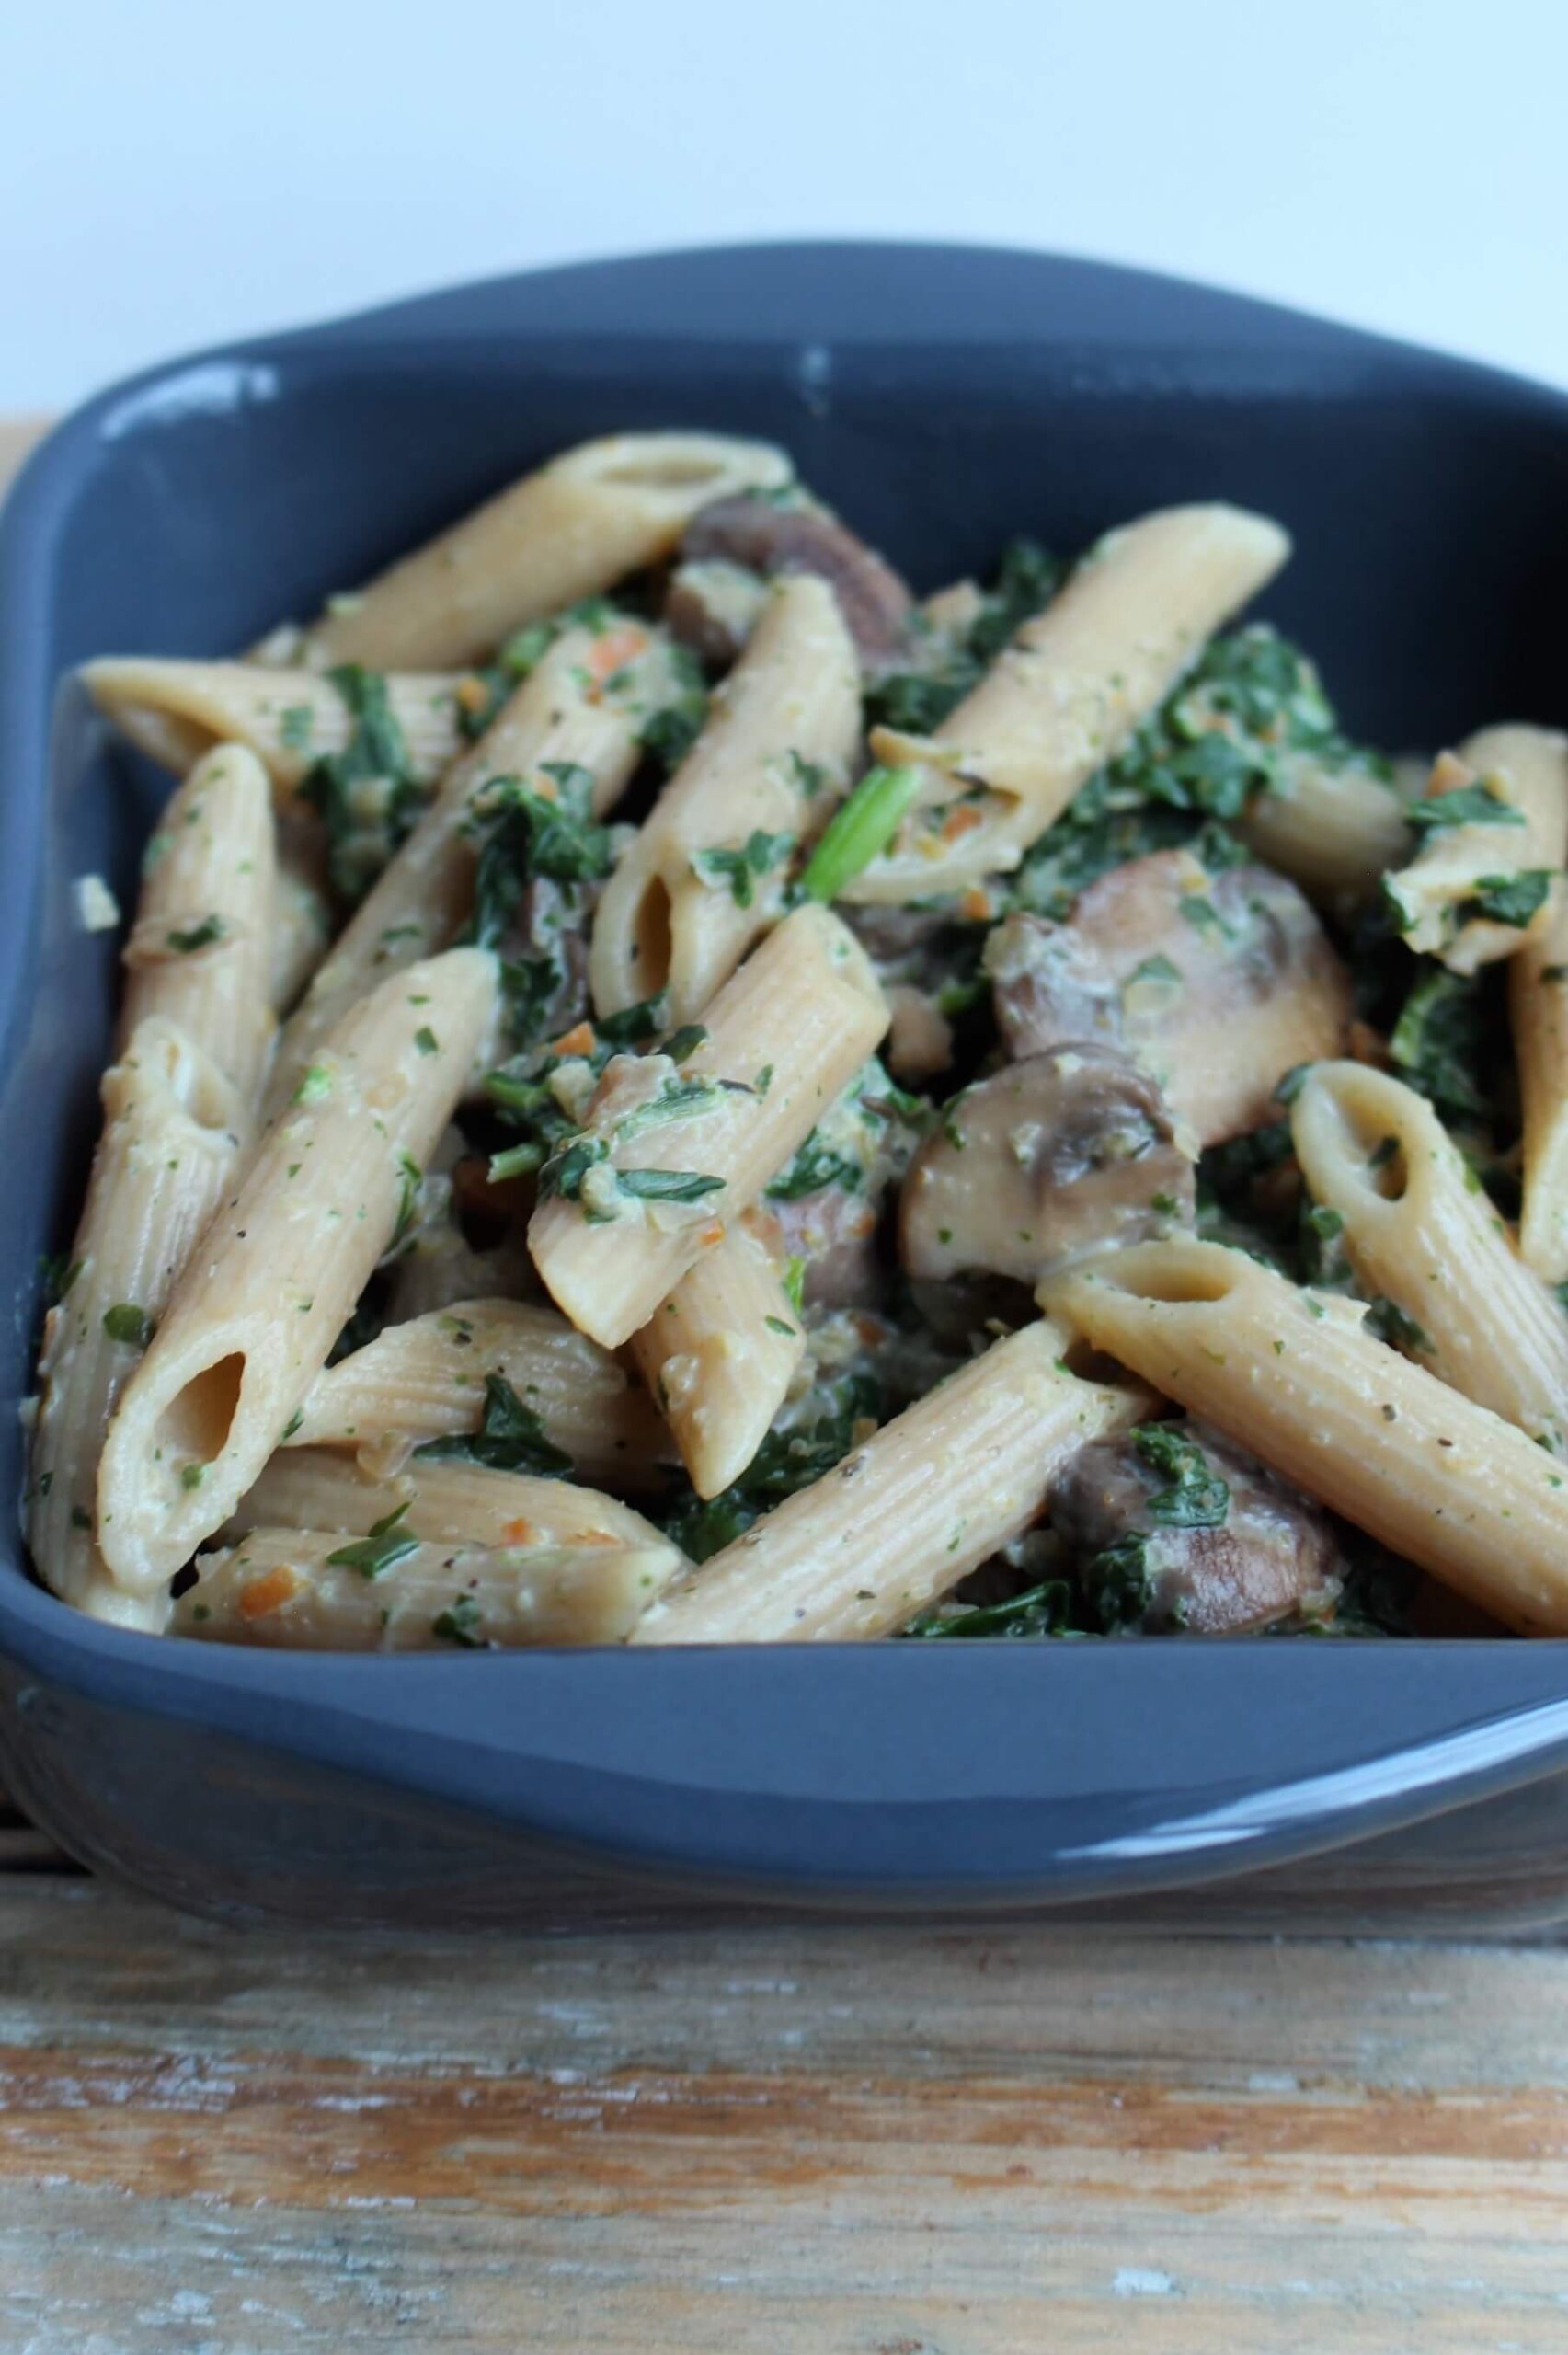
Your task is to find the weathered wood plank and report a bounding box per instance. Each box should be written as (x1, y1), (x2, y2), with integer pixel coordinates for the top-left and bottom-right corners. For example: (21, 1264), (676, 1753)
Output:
(0, 1882), (1566, 2349)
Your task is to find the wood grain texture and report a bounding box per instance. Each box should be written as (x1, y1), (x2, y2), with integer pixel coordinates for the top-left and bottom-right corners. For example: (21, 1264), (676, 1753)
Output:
(2, 1879), (1567, 2350)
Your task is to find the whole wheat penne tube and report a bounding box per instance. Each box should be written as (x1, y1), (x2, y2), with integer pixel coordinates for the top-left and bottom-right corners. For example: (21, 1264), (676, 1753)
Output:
(1293, 1062), (1568, 1449)
(843, 504), (1289, 902)
(292, 432), (793, 670)
(1513, 883), (1568, 1282)
(1383, 727), (1568, 971)
(263, 621), (659, 1120)
(269, 810), (335, 1014)
(290, 1296), (673, 1487)
(1044, 1238), (1568, 1635)
(226, 1447), (682, 1560)
(96, 949), (498, 1589)
(630, 1213), (807, 1499)
(631, 1320), (1147, 1642)
(589, 577), (859, 1020)
(27, 1019), (245, 1625)
(120, 744), (276, 1105)
(531, 906), (888, 1350)
(85, 659), (467, 794)
(1238, 753), (1411, 901)
(174, 1529), (680, 1648)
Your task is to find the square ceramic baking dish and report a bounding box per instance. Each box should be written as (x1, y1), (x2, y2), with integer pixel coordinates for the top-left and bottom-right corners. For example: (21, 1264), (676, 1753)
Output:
(6, 242), (1568, 1934)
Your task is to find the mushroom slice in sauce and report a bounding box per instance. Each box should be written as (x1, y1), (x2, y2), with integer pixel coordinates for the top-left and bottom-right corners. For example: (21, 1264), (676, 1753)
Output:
(985, 910), (1126, 1060)
(898, 1045), (1195, 1284)
(1051, 1418), (1347, 1634)
(1067, 850), (1353, 1143)
(670, 493), (915, 672)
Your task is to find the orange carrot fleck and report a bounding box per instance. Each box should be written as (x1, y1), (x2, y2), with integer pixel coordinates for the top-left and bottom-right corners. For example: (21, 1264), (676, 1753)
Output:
(959, 886), (992, 923)
(941, 804), (984, 844)
(238, 1565), (303, 1620)
(587, 626), (647, 684)
(550, 1020), (597, 1060)
(500, 1517), (536, 1546)
(454, 674), (491, 716)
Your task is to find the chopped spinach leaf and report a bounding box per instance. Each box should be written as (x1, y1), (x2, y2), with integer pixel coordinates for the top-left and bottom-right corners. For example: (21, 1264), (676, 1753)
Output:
(326, 1503), (418, 1580)
(102, 1303), (155, 1350)
(416, 1373), (573, 1477)
(1132, 1424), (1230, 1528)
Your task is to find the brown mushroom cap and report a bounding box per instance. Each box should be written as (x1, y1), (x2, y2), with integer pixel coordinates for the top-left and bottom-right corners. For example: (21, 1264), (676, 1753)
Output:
(1052, 1419), (1347, 1634)
(673, 494), (915, 671)
(898, 1045), (1195, 1284)
(986, 911), (1126, 1060)
(1069, 850), (1354, 1143)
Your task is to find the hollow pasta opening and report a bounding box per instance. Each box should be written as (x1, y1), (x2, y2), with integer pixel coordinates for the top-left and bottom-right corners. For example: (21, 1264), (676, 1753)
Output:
(157, 1352), (246, 1469)
(1102, 1248), (1239, 1305)
(1319, 1072), (1413, 1201)
(630, 876), (673, 997)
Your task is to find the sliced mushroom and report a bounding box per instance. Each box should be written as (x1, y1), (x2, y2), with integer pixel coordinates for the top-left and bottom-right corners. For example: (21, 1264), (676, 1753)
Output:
(1052, 1418), (1347, 1634)
(985, 911), (1125, 1059)
(671, 493), (915, 671)
(771, 1181), (883, 1310)
(899, 1045), (1195, 1284)
(1055, 850), (1353, 1143)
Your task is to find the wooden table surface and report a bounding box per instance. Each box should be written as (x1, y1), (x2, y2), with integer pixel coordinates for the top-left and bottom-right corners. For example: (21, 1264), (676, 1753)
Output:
(5, 413), (1568, 2352)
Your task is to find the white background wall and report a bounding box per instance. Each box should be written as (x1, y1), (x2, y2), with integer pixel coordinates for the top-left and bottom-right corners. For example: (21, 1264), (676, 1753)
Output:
(4, 0), (1565, 410)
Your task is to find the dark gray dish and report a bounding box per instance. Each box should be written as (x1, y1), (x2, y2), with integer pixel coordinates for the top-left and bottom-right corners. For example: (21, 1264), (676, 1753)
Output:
(5, 241), (1568, 1935)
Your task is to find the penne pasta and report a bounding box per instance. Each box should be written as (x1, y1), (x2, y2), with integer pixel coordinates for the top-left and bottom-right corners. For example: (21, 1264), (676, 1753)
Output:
(292, 432), (793, 670)
(27, 1019), (245, 1626)
(96, 949), (498, 1589)
(262, 621), (656, 1120)
(269, 809), (336, 1014)
(45, 434), (1568, 1654)
(1383, 727), (1568, 971)
(174, 1529), (679, 1649)
(86, 658), (467, 795)
(226, 1446), (682, 1560)
(1513, 883), (1568, 1282)
(630, 1212), (807, 1499)
(289, 1296), (673, 1486)
(530, 906), (888, 1349)
(1292, 1061), (1568, 1449)
(589, 577), (860, 1020)
(1045, 1239), (1568, 1635)
(1237, 752), (1411, 901)
(120, 743), (277, 1107)
(843, 504), (1289, 902)
(631, 1321), (1147, 1642)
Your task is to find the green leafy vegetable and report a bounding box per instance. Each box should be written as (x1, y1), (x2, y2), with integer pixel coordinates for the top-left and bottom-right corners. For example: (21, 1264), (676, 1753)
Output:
(1389, 967), (1494, 1122)
(431, 1593), (486, 1648)
(40, 1254), (82, 1306)
(1458, 871), (1551, 928)
(1405, 781), (1524, 834)
(102, 1304), (155, 1350)
(616, 1168), (725, 1204)
(907, 1580), (1074, 1638)
(300, 665), (425, 901)
(1132, 1424), (1230, 1528)
(326, 1503), (418, 1580)
(1363, 1296), (1433, 1353)
(166, 915), (226, 953)
(416, 1373), (573, 1477)
(660, 1372), (880, 1562)
(692, 829), (795, 909)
